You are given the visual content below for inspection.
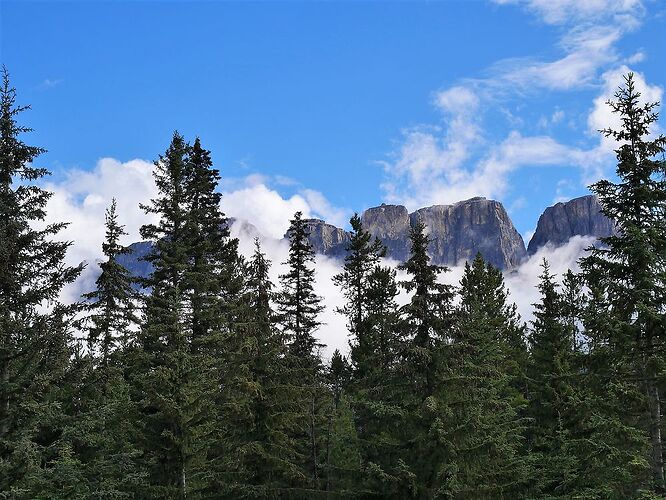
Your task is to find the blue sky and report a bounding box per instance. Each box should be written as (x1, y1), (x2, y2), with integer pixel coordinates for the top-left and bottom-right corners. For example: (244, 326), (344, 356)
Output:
(2, 0), (665, 242)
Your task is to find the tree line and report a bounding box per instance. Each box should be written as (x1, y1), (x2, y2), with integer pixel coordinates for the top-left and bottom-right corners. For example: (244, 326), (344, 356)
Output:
(1, 68), (665, 498)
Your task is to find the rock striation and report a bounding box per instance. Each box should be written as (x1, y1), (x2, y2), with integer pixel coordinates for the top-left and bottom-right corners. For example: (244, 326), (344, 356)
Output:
(361, 198), (526, 269)
(288, 218), (351, 257)
(527, 195), (615, 254)
(360, 204), (412, 262)
(409, 198), (527, 269)
(115, 195), (617, 279)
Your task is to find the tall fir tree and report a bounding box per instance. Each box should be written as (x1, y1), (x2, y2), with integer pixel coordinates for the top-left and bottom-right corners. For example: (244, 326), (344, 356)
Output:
(394, 220), (455, 497)
(132, 131), (215, 497)
(333, 213), (385, 378)
(277, 211), (327, 494)
(527, 260), (581, 498)
(581, 72), (666, 494)
(0, 67), (82, 494)
(437, 253), (528, 498)
(71, 199), (144, 496)
(216, 239), (304, 497)
(333, 214), (403, 495)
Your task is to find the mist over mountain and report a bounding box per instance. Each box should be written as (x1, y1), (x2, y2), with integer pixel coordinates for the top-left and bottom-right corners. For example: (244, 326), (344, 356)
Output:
(117, 194), (612, 280)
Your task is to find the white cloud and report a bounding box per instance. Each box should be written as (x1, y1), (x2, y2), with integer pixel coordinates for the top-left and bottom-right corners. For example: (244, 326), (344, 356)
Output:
(42, 159), (348, 305)
(380, 0), (660, 209)
(588, 65), (664, 151)
(493, 0), (644, 27)
(504, 235), (595, 323)
(42, 158), (158, 267)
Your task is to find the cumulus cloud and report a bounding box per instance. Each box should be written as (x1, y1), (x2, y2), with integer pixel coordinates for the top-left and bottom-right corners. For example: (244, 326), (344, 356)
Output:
(588, 65), (664, 153)
(42, 158), (158, 267)
(380, 0), (660, 209)
(41, 159), (349, 305)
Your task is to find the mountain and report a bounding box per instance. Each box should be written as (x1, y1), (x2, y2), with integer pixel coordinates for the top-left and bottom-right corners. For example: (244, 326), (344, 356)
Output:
(362, 197), (526, 269)
(113, 195), (616, 280)
(290, 218), (351, 257)
(526, 195), (615, 254)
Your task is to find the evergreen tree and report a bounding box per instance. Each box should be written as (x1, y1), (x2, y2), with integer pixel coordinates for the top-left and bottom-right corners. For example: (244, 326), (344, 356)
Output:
(82, 198), (138, 360)
(277, 211), (326, 494)
(0, 67), (82, 494)
(333, 215), (403, 495)
(132, 131), (214, 497)
(436, 253), (528, 498)
(393, 221), (455, 497)
(216, 239), (304, 497)
(333, 213), (385, 378)
(581, 72), (666, 494)
(70, 199), (144, 496)
(278, 211), (325, 364)
(527, 261), (580, 498)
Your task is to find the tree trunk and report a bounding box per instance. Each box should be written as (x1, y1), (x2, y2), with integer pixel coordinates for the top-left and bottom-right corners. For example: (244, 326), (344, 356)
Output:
(647, 376), (664, 491)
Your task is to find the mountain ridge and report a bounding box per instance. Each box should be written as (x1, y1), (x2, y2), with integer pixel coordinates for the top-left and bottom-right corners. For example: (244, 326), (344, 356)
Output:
(117, 194), (614, 279)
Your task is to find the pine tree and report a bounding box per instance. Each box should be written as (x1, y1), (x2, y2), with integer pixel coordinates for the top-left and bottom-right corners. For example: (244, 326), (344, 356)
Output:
(323, 350), (361, 496)
(216, 239), (304, 497)
(278, 211), (325, 364)
(82, 198), (138, 360)
(0, 67), (82, 493)
(132, 131), (213, 497)
(332, 214), (403, 495)
(333, 213), (385, 379)
(70, 199), (144, 496)
(277, 211), (326, 494)
(527, 260), (580, 497)
(436, 253), (528, 498)
(581, 72), (666, 494)
(394, 220), (455, 497)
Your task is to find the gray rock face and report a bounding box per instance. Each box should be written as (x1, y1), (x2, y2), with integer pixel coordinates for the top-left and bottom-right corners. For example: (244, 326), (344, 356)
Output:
(290, 218), (351, 257)
(359, 198), (526, 269)
(115, 241), (154, 282)
(409, 197), (527, 269)
(361, 204), (412, 262)
(527, 195), (615, 254)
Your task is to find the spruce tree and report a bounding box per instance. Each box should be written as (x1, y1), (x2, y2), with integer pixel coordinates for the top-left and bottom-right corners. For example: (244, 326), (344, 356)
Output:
(333, 214), (403, 495)
(71, 200), (144, 496)
(277, 211), (326, 494)
(133, 131), (213, 497)
(333, 213), (385, 378)
(394, 220), (455, 497)
(0, 67), (82, 494)
(216, 239), (304, 497)
(581, 72), (666, 494)
(527, 260), (580, 497)
(437, 253), (528, 498)
(82, 198), (138, 360)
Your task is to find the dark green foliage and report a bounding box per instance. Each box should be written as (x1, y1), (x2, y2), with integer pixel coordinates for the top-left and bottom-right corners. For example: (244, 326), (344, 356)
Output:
(5, 70), (666, 499)
(581, 72), (666, 495)
(392, 221), (455, 497)
(67, 200), (144, 497)
(0, 67), (83, 496)
(277, 211), (328, 494)
(437, 253), (528, 498)
(132, 132), (239, 497)
(278, 211), (325, 364)
(526, 261), (582, 498)
(82, 199), (138, 359)
(333, 213), (386, 378)
(215, 240), (304, 497)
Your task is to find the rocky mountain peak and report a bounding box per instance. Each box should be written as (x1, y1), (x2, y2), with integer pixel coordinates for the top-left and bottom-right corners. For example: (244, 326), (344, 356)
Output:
(527, 195), (616, 254)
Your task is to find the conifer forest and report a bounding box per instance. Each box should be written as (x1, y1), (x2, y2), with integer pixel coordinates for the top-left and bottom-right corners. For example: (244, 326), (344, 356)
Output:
(1, 67), (666, 499)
